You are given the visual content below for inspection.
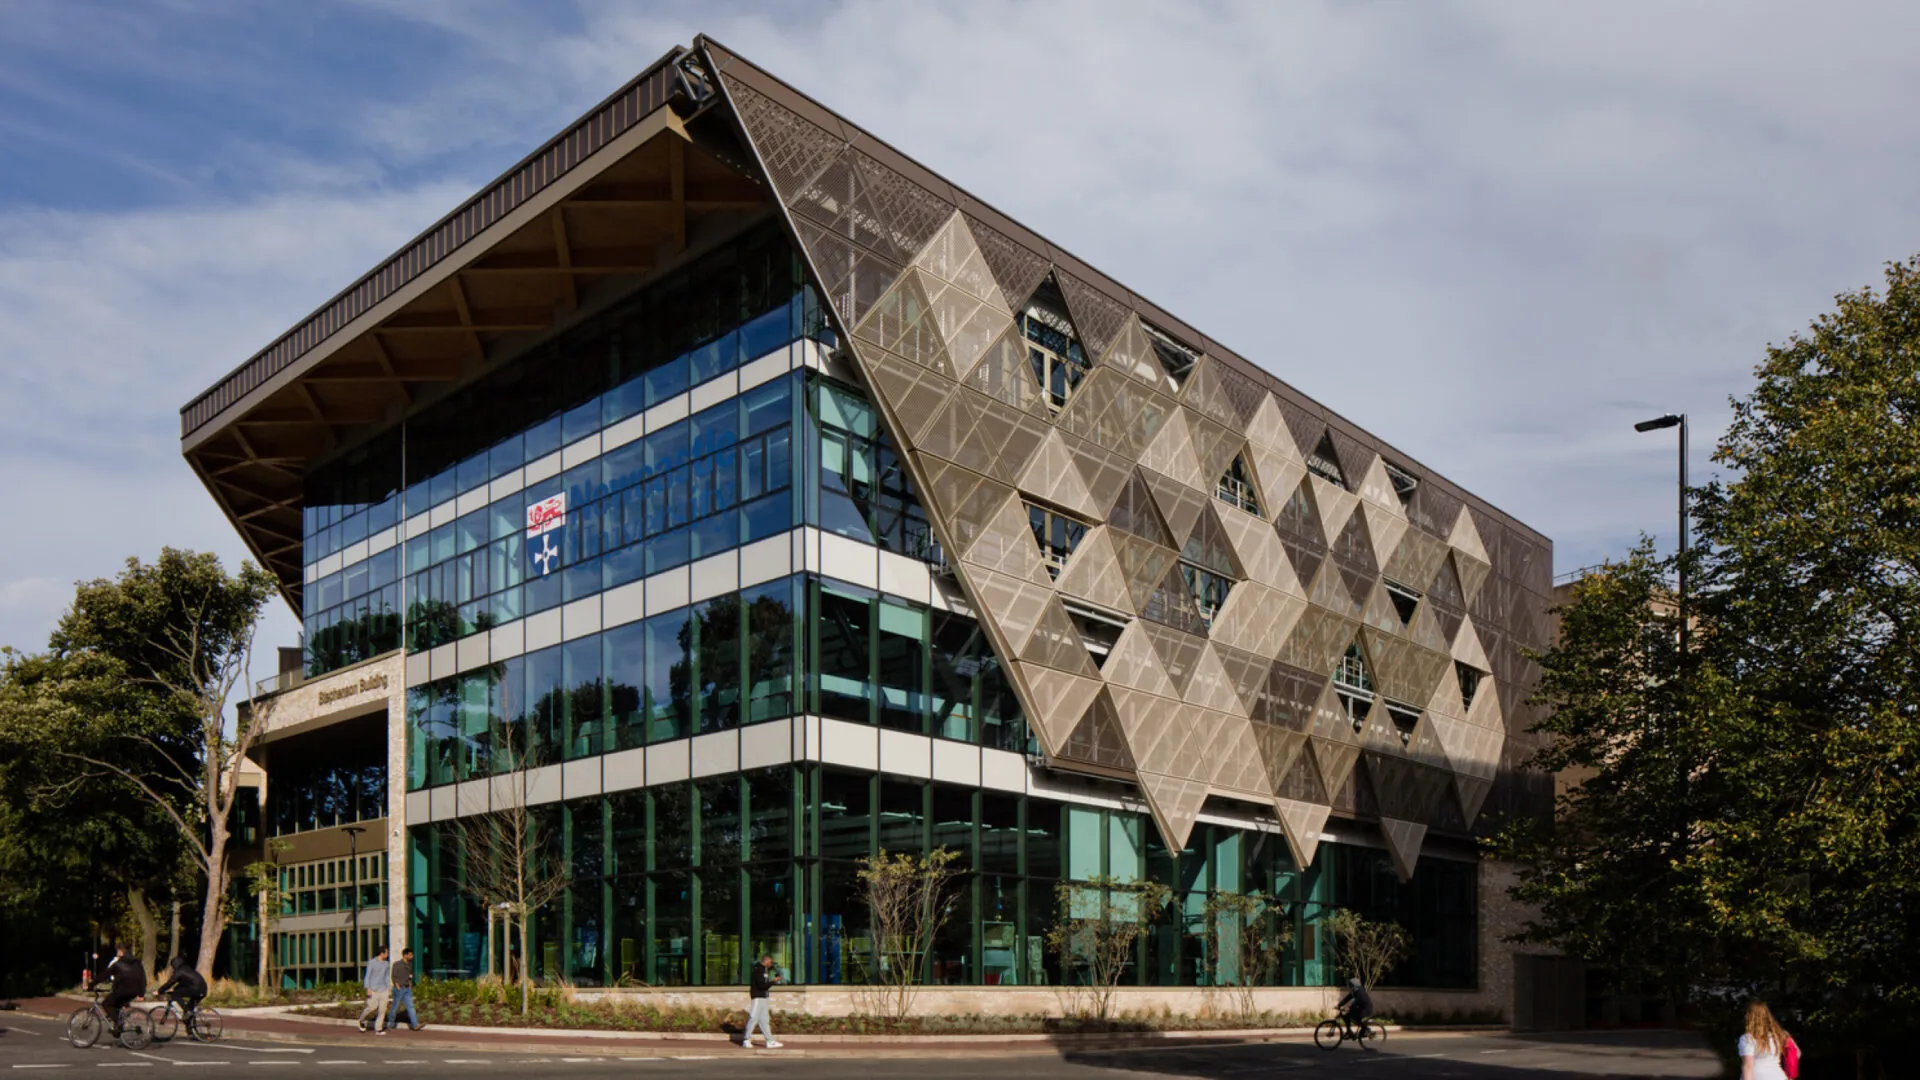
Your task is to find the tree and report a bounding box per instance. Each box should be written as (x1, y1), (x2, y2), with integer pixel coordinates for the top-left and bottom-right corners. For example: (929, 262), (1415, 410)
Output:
(0, 648), (191, 987)
(1047, 874), (1172, 1022)
(242, 838), (293, 994)
(452, 708), (572, 1016)
(1499, 255), (1920, 1072)
(0, 550), (276, 978)
(1323, 909), (1410, 992)
(854, 847), (961, 1020)
(1204, 890), (1291, 1019)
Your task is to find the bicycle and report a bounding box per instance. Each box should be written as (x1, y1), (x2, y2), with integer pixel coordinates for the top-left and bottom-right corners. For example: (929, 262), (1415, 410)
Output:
(67, 986), (152, 1050)
(1314, 1013), (1387, 1051)
(149, 997), (223, 1043)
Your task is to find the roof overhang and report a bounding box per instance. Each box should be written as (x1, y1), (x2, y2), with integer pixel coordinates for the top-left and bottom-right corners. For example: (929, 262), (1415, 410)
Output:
(181, 49), (770, 606)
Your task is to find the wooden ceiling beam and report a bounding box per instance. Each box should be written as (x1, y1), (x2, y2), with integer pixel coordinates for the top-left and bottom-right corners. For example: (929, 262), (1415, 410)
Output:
(550, 207), (579, 312)
(670, 137), (687, 255)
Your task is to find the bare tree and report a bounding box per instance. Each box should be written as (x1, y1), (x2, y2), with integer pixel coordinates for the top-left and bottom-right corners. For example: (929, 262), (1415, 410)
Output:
(452, 714), (571, 1016)
(855, 847), (960, 1020)
(1204, 890), (1292, 1020)
(1047, 875), (1173, 1022)
(1324, 909), (1411, 991)
(242, 838), (293, 994)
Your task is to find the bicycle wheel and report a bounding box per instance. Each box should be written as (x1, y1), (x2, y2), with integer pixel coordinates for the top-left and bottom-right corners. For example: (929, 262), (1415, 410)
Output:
(66, 1006), (102, 1049)
(149, 1003), (180, 1042)
(117, 1008), (152, 1051)
(1314, 1018), (1345, 1050)
(189, 1007), (223, 1043)
(1368, 1019), (1388, 1044)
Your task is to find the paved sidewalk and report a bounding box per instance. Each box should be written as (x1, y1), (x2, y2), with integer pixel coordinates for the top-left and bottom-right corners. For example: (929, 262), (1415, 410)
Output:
(6, 996), (1316, 1057)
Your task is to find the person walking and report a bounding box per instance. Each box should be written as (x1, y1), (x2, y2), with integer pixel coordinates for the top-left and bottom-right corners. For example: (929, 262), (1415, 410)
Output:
(358, 947), (393, 1034)
(740, 954), (783, 1049)
(386, 947), (422, 1032)
(1738, 1000), (1797, 1080)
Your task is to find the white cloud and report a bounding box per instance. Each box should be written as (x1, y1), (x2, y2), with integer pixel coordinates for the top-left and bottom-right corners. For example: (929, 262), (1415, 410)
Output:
(0, 185), (469, 653)
(6, 0), (1919, 655)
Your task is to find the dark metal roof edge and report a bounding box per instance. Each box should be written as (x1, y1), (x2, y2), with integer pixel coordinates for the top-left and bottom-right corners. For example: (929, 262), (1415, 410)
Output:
(693, 35), (1549, 549)
(178, 45), (690, 440)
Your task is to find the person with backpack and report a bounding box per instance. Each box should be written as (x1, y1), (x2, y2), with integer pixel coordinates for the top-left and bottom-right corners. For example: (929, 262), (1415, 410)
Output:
(1738, 1000), (1799, 1080)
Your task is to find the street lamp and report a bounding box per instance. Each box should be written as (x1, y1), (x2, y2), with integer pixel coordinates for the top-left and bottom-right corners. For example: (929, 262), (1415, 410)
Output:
(341, 825), (367, 972)
(1634, 413), (1688, 651)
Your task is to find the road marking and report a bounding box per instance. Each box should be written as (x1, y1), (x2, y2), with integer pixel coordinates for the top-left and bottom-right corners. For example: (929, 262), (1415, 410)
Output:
(246, 1063), (298, 1067)
(1479, 1048), (1512, 1053)
(10, 1067), (70, 1071)
(562, 1058), (596, 1063)
(96, 1066), (151, 1069)
(316, 1062), (367, 1066)
(171, 1063), (227, 1067)
(442, 1061), (495, 1065)
(382, 1062), (428, 1065)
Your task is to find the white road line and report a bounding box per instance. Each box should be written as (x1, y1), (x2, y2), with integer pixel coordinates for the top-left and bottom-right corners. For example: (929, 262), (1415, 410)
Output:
(442, 1061), (495, 1065)
(562, 1058), (596, 1063)
(127, 1054), (170, 1064)
(10, 1066), (70, 1071)
(96, 1066), (151, 1069)
(172, 1063), (227, 1067)
(316, 1062), (367, 1066)
(246, 1063), (299, 1067)
(382, 1062), (428, 1065)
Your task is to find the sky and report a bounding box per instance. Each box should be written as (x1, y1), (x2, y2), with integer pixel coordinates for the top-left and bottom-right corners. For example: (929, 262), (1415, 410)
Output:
(2, 0), (1918, 657)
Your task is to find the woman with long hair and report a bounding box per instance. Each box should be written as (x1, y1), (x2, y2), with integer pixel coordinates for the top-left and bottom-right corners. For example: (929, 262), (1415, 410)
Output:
(1739, 1000), (1794, 1080)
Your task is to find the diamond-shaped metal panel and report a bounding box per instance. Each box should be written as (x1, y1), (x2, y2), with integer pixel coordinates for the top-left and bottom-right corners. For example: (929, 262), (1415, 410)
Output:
(715, 59), (1550, 870)
(1056, 272), (1130, 360)
(1102, 314), (1164, 388)
(1054, 527), (1136, 616)
(1059, 689), (1136, 771)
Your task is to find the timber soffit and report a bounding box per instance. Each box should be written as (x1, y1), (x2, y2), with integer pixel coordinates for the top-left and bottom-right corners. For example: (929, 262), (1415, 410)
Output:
(691, 36), (1547, 552)
(178, 47), (689, 443)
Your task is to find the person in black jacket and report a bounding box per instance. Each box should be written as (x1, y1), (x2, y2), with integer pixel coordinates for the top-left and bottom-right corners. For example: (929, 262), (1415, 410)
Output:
(95, 946), (146, 1033)
(739, 954), (783, 1049)
(1336, 977), (1374, 1034)
(155, 956), (208, 1019)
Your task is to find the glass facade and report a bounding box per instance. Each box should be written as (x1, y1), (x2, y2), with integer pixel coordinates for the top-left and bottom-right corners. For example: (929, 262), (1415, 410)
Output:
(407, 776), (1476, 990)
(272, 220), (1488, 1001)
(299, 222), (829, 677)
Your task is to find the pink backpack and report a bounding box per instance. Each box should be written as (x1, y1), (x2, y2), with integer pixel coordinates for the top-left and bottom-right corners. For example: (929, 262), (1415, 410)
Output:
(1783, 1035), (1800, 1078)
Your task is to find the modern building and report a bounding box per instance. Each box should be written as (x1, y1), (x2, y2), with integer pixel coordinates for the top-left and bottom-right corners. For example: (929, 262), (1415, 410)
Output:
(183, 39), (1554, 1010)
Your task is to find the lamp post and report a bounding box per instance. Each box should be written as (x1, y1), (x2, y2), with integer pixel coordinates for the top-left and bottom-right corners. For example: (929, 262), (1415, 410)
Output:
(1633, 413), (1688, 652)
(341, 825), (367, 973)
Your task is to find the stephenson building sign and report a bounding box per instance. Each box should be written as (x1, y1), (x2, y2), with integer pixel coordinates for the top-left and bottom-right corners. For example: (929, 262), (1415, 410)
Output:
(317, 672), (391, 707)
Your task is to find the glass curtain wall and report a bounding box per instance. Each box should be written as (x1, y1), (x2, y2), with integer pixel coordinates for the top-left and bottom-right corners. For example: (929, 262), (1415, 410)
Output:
(302, 222), (829, 677)
(408, 776), (1477, 991)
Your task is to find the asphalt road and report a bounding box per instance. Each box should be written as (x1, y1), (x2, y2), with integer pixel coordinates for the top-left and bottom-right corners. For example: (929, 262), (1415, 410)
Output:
(0, 1010), (1721, 1079)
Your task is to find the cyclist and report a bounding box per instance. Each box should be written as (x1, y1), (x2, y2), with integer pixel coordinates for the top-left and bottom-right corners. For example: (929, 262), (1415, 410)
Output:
(93, 945), (147, 1034)
(155, 956), (208, 1025)
(1336, 976), (1374, 1037)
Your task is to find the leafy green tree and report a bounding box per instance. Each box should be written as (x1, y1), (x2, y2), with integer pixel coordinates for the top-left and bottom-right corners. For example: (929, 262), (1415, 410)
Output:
(1323, 909), (1410, 992)
(0, 549), (278, 977)
(0, 648), (194, 987)
(1048, 874), (1173, 1021)
(1502, 256), (1920, 1069)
